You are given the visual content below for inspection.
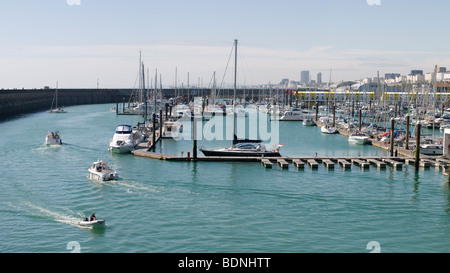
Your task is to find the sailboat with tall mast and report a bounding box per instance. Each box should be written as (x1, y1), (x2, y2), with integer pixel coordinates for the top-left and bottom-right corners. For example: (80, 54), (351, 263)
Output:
(200, 39), (282, 157)
(47, 81), (67, 113)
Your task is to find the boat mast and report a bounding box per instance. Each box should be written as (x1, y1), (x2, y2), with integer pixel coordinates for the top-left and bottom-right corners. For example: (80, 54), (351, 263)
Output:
(175, 67), (178, 102)
(232, 39), (238, 142)
(154, 69), (157, 115)
(54, 81), (59, 109)
(233, 39), (238, 107)
(142, 62), (147, 121)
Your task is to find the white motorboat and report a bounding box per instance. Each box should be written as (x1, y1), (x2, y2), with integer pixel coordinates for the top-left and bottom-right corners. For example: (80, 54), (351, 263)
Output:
(420, 144), (443, 155)
(45, 130), (62, 145)
(321, 125), (338, 134)
(78, 218), (106, 228)
(279, 108), (308, 121)
(109, 124), (142, 153)
(161, 120), (183, 139)
(88, 159), (119, 181)
(348, 132), (369, 145)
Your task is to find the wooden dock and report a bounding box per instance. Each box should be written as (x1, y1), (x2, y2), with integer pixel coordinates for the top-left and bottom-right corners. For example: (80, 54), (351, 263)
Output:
(277, 159), (289, 169)
(322, 159), (335, 169)
(337, 159), (352, 170)
(367, 159), (386, 169)
(307, 159), (319, 169)
(131, 142), (450, 174)
(292, 159), (305, 169)
(262, 159), (272, 168)
(351, 159), (370, 169)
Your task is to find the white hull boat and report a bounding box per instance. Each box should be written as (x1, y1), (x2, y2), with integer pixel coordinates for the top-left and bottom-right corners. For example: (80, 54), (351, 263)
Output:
(45, 130), (62, 145)
(348, 132), (369, 144)
(109, 124), (142, 153)
(88, 159), (119, 181)
(47, 108), (67, 113)
(47, 82), (67, 113)
(420, 144), (443, 155)
(321, 126), (338, 134)
(161, 121), (183, 139)
(78, 219), (106, 228)
(279, 109), (308, 121)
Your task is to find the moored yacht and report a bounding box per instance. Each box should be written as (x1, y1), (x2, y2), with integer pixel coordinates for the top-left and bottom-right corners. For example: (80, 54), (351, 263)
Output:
(200, 143), (282, 157)
(420, 144), (443, 155)
(321, 125), (338, 134)
(348, 132), (369, 145)
(109, 124), (143, 153)
(161, 120), (183, 139)
(279, 108), (308, 121)
(199, 135), (282, 157)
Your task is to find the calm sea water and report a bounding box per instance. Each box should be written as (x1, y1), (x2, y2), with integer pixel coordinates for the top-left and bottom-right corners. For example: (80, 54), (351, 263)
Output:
(1, 103), (450, 253)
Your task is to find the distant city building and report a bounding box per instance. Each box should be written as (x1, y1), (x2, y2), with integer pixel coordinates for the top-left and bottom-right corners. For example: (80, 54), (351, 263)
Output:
(410, 70), (423, 76)
(437, 67), (447, 73)
(300, 71), (310, 84)
(280, 78), (289, 87)
(385, 73), (400, 80)
(317, 72), (322, 84)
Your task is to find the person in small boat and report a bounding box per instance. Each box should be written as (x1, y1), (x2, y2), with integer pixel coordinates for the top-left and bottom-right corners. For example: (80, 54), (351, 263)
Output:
(89, 212), (97, 221)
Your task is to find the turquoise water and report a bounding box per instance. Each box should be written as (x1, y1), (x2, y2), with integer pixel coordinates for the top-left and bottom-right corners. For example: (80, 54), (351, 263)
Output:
(1, 104), (450, 253)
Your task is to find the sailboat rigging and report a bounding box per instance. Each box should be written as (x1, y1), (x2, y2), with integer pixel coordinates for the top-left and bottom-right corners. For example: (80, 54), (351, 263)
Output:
(199, 39), (282, 157)
(47, 81), (67, 113)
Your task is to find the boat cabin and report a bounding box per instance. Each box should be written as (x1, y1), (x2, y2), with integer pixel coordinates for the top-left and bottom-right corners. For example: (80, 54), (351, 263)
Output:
(47, 130), (60, 139)
(115, 125), (132, 134)
(92, 160), (108, 172)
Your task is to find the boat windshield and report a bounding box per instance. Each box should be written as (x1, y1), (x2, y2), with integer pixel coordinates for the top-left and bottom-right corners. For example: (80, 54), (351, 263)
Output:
(237, 144), (256, 150)
(116, 125), (132, 134)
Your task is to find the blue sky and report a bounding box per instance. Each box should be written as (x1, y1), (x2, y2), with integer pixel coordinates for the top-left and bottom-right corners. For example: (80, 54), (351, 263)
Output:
(1, 0), (450, 88)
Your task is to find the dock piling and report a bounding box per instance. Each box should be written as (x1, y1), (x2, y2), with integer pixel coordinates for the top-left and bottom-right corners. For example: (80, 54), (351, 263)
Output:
(415, 123), (421, 171)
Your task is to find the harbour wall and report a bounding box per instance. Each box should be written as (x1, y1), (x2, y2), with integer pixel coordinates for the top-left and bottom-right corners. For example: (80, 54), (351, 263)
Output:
(2, 87), (450, 119)
(0, 88), (133, 119)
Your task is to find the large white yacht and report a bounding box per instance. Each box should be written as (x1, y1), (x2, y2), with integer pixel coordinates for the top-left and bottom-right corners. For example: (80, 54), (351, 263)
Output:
(279, 108), (309, 121)
(109, 124), (143, 153)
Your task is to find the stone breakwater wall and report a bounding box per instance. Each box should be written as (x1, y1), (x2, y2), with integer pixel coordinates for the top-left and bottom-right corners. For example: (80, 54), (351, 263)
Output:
(0, 88), (132, 118)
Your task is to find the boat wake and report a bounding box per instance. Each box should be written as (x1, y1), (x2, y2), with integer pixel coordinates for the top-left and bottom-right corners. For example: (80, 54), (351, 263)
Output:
(87, 177), (159, 194)
(20, 202), (89, 229)
(115, 179), (160, 194)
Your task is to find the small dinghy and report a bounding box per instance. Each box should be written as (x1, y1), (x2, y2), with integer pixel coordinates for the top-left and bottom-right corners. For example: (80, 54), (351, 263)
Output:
(78, 218), (106, 228)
